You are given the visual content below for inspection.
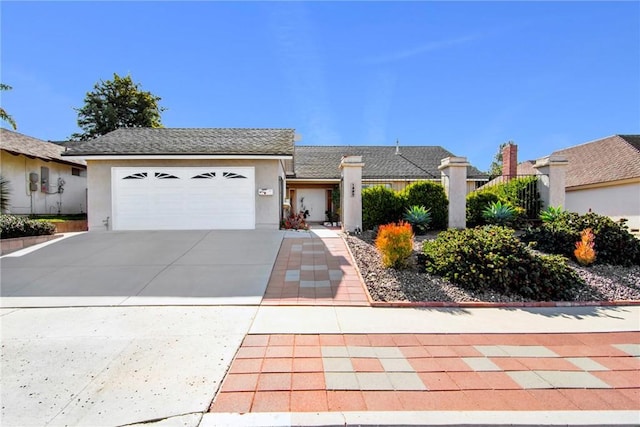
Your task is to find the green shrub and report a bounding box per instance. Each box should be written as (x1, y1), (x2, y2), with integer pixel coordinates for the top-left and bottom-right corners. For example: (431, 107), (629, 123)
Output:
(468, 177), (542, 226)
(403, 205), (432, 235)
(522, 211), (640, 266)
(375, 221), (414, 269)
(362, 185), (403, 230)
(466, 191), (501, 227)
(0, 215), (56, 239)
(540, 206), (565, 223)
(400, 181), (448, 230)
(422, 226), (583, 300)
(482, 200), (517, 226)
(493, 176), (542, 219)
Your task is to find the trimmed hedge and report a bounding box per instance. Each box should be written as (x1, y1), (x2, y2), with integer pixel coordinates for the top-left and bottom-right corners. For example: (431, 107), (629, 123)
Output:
(400, 181), (448, 230)
(521, 212), (640, 266)
(362, 181), (448, 231)
(0, 215), (56, 239)
(362, 185), (403, 231)
(422, 226), (583, 300)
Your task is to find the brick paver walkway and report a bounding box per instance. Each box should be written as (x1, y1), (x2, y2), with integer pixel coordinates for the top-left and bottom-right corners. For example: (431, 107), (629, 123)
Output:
(262, 236), (369, 306)
(209, 332), (640, 413)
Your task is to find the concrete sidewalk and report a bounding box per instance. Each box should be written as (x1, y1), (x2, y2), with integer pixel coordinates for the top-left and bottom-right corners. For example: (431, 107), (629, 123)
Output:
(0, 306), (258, 426)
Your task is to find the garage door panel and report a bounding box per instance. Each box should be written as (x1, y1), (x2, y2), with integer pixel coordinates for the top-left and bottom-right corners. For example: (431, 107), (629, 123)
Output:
(112, 167), (255, 230)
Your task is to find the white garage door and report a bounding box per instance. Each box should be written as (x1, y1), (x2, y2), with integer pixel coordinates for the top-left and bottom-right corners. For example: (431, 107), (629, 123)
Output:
(112, 167), (255, 230)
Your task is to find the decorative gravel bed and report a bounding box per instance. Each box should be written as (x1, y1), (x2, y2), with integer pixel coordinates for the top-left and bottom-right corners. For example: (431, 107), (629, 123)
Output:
(344, 231), (640, 304)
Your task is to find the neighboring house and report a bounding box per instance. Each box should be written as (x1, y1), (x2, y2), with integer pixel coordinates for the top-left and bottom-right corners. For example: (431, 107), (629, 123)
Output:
(551, 134), (640, 233)
(287, 145), (488, 223)
(0, 128), (87, 215)
(515, 160), (536, 176)
(63, 128), (294, 231)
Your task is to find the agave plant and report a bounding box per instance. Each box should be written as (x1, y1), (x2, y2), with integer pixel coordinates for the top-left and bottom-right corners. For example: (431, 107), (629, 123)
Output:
(482, 200), (516, 226)
(403, 205), (431, 234)
(540, 205), (565, 223)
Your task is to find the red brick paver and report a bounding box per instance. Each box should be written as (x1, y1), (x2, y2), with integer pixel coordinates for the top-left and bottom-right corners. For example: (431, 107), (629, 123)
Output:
(210, 332), (640, 413)
(262, 236), (370, 306)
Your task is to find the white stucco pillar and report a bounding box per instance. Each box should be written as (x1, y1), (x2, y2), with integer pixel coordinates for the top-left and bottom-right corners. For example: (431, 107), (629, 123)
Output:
(439, 156), (469, 229)
(340, 155), (364, 233)
(533, 155), (568, 209)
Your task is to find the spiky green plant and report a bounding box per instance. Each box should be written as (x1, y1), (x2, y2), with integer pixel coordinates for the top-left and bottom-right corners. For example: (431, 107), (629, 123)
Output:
(0, 175), (10, 213)
(540, 206), (565, 223)
(403, 205), (432, 234)
(482, 201), (517, 226)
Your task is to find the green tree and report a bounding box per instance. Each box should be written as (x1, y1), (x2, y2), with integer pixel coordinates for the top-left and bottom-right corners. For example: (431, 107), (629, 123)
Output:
(487, 141), (512, 179)
(71, 73), (165, 140)
(0, 84), (18, 130)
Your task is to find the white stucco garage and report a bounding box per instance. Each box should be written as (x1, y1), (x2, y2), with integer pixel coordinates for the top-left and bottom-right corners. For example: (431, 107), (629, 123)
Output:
(63, 128), (294, 231)
(112, 167), (255, 230)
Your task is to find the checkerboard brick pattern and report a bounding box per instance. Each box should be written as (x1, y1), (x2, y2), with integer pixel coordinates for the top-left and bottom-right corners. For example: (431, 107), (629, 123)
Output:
(210, 332), (640, 413)
(262, 237), (369, 306)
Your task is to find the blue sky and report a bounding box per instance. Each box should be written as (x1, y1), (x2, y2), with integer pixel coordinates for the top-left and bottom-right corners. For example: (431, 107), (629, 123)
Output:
(1, 1), (639, 171)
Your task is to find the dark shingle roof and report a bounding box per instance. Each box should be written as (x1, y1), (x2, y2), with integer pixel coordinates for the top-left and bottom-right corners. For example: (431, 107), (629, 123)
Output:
(0, 128), (86, 167)
(620, 135), (640, 152)
(552, 134), (640, 188)
(292, 146), (487, 180)
(63, 128), (295, 156)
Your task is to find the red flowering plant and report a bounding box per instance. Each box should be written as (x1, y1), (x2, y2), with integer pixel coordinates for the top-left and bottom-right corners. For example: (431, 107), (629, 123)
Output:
(281, 211), (309, 230)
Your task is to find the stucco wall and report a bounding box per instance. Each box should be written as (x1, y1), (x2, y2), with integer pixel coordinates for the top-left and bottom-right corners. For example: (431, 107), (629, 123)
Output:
(0, 151), (87, 215)
(565, 181), (640, 233)
(85, 158), (283, 231)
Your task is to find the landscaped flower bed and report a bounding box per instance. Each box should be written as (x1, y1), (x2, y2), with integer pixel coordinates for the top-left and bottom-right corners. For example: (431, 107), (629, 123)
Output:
(0, 215), (56, 239)
(345, 225), (640, 304)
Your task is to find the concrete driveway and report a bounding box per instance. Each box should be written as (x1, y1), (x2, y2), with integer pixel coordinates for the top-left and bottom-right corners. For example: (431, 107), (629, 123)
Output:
(1, 230), (284, 307)
(1, 230), (284, 426)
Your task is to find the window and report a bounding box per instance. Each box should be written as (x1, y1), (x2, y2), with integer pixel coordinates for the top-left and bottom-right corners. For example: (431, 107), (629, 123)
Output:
(72, 167), (82, 176)
(155, 172), (179, 179)
(123, 172), (147, 180)
(362, 182), (392, 189)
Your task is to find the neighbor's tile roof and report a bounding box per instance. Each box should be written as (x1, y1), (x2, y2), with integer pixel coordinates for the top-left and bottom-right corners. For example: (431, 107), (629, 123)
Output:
(63, 128), (295, 156)
(0, 128), (86, 167)
(292, 145), (487, 180)
(552, 134), (640, 188)
(517, 160), (537, 176)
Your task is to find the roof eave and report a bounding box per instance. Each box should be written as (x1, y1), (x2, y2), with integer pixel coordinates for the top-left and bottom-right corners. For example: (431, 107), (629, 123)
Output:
(2, 148), (87, 168)
(566, 176), (640, 190)
(65, 153), (293, 161)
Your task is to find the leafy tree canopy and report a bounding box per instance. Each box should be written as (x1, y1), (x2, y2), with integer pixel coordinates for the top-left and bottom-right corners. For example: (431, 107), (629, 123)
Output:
(0, 83), (18, 130)
(488, 141), (514, 179)
(71, 73), (165, 141)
